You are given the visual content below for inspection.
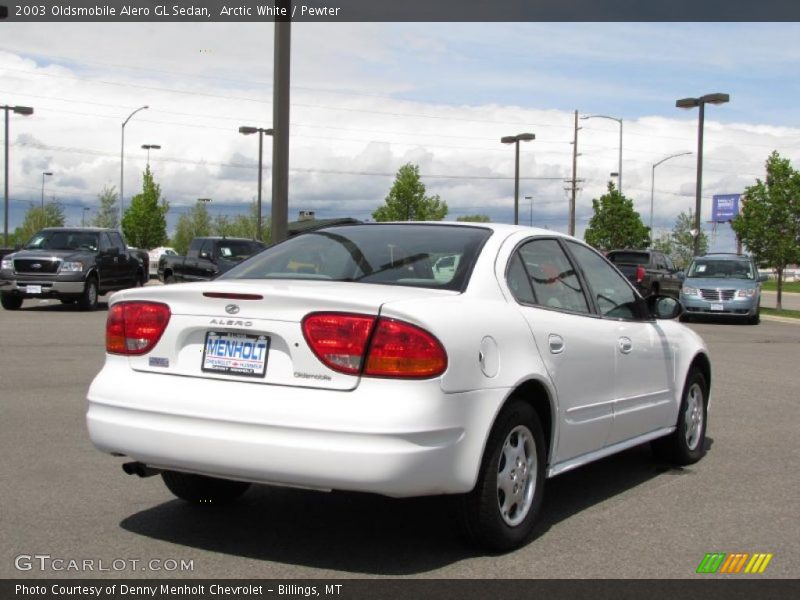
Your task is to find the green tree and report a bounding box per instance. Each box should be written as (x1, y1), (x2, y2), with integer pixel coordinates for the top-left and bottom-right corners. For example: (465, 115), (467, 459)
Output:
(372, 163), (448, 222)
(213, 202), (271, 242)
(12, 202), (66, 245)
(92, 185), (119, 229)
(121, 166), (169, 249)
(457, 214), (491, 223)
(171, 200), (213, 255)
(583, 182), (650, 252)
(732, 151), (800, 310)
(666, 209), (709, 270)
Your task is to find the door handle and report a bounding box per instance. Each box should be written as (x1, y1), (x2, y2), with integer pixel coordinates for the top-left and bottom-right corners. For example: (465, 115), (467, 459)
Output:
(548, 334), (564, 354)
(618, 337), (633, 354)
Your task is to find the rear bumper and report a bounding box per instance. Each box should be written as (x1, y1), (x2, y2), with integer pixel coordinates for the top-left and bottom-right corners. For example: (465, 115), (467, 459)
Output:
(87, 358), (506, 497)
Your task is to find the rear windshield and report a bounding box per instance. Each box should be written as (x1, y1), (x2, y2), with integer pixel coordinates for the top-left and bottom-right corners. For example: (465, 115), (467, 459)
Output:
(607, 251), (648, 265)
(220, 224), (491, 291)
(688, 259), (755, 280)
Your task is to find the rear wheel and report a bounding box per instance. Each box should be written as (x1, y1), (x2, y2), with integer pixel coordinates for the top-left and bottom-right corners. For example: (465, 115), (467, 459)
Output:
(652, 369), (708, 465)
(457, 400), (546, 552)
(78, 276), (98, 311)
(161, 471), (251, 505)
(1, 294), (23, 310)
(164, 273), (176, 284)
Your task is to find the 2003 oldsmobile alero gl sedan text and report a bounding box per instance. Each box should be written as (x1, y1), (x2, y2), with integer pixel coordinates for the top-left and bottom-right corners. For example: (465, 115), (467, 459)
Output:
(87, 223), (711, 552)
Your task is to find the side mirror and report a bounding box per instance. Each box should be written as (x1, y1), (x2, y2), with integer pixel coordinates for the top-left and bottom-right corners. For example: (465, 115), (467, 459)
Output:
(199, 251), (211, 260)
(648, 294), (683, 320)
(107, 246), (120, 257)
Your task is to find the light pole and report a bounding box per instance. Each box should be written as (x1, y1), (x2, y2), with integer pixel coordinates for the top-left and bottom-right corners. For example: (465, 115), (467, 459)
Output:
(2, 104), (34, 247)
(120, 105), (148, 224)
(649, 152), (692, 238)
(676, 93), (730, 256)
(524, 195), (534, 226)
(82, 207), (91, 227)
(581, 114), (623, 194)
(40, 171), (53, 210)
(141, 144), (161, 167)
(239, 125), (274, 240)
(500, 133), (535, 225)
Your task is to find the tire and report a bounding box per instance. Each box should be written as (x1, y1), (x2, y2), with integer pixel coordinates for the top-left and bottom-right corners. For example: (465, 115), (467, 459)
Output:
(457, 400), (546, 552)
(1, 294), (23, 310)
(164, 274), (176, 284)
(136, 270), (145, 287)
(78, 276), (99, 311)
(161, 471), (251, 505)
(747, 305), (760, 325)
(652, 369), (708, 465)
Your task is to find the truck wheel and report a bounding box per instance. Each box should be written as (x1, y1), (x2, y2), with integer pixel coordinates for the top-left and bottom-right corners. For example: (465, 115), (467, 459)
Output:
(78, 276), (98, 311)
(164, 274), (176, 284)
(162, 471), (251, 505)
(1, 295), (23, 310)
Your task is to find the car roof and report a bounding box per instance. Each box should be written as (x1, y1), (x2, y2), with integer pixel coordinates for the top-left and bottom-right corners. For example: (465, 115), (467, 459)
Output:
(696, 253), (753, 261)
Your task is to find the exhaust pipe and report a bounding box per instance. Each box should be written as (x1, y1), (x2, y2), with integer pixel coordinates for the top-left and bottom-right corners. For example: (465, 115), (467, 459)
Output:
(122, 461), (161, 478)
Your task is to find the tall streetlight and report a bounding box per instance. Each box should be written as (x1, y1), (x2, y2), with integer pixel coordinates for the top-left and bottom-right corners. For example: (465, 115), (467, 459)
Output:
(581, 114), (623, 194)
(500, 133), (535, 225)
(120, 105), (149, 223)
(2, 104), (34, 247)
(649, 152), (692, 237)
(239, 125), (274, 240)
(676, 93), (730, 256)
(524, 195), (534, 227)
(40, 171), (53, 210)
(141, 144), (161, 167)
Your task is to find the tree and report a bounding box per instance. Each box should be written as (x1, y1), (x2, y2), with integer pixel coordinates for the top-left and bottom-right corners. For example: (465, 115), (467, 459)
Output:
(213, 202), (271, 242)
(666, 210), (709, 270)
(171, 200), (213, 255)
(457, 214), (491, 223)
(12, 202), (66, 245)
(732, 151), (800, 310)
(584, 182), (650, 252)
(92, 185), (119, 229)
(372, 163), (448, 222)
(121, 166), (169, 249)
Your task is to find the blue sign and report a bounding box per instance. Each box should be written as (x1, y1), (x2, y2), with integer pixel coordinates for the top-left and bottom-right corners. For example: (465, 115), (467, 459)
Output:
(712, 194), (740, 222)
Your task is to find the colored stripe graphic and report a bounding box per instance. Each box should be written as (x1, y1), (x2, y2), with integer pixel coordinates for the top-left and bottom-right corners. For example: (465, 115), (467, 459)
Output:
(697, 553), (726, 574)
(720, 553), (749, 573)
(744, 553), (774, 574)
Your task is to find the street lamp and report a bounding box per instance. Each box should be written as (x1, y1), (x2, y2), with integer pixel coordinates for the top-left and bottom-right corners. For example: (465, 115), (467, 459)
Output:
(40, 171), (53, 210)
(141, 144), (161, 167)
(120, 105), (149, 223)
(649, 152), (692, 238)
(2, 104), (34, 247)
(676, 93), (729, 256)
(500, 133), (535, 225)
(239, 125), (274, 240)
(524, 195), (534, 227)
(581, 114), (623, 194)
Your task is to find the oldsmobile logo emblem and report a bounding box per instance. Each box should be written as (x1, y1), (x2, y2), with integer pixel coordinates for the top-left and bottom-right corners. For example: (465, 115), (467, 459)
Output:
(225, 304), (240, 315)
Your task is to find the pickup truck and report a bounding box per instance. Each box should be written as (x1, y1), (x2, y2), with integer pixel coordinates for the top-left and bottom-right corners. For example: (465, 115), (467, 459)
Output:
(158, 237), (266, 283)
(0, 227), (147, 310)
(606, 249), (684, 299)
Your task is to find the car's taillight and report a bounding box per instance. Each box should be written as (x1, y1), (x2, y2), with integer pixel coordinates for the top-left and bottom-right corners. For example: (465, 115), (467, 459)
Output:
(364, 318), (447, 378)
(106, 301), (171, 355)
(302, 312), (447, 379)
(635, 265), (646, 283)
(302, 313), (376, 375)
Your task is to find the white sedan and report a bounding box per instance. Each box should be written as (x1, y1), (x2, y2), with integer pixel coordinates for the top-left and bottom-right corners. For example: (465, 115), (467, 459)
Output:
(87, 223), (710, 551)
(147, 246), (177, 277)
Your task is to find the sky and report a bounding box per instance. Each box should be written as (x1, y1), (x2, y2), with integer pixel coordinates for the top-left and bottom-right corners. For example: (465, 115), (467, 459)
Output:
(2, 21), (800, 251)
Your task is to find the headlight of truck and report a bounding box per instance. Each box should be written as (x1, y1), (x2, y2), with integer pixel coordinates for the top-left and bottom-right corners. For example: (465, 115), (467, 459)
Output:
(736, 288), (756, 298)
(681, 286), (699, 297)
(1, 259), (12, 270)
(59, 261), (84, 273)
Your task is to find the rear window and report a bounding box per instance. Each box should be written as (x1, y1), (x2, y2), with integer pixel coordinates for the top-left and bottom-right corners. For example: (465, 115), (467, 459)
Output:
(220, 224), (491, 291)
(607, 251), (649, 266)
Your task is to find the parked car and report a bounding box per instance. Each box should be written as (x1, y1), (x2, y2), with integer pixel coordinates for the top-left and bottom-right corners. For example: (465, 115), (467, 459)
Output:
(0, 227), (146, 310)
(680, 253), (767, 324)
(606, 249), (684, 298)
(158, 237), (265, 283)
(87, 223), (711, 552)
(148, 246), (177, 278)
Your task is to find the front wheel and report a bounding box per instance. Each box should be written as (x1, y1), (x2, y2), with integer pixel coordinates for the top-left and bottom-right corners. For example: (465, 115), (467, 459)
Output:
(161, 471), (251, 505)
(457, 400), (546, 552)
(78, 277), (98, 311)
(1, 294), (23, 310)
(652, 369), (708, 465)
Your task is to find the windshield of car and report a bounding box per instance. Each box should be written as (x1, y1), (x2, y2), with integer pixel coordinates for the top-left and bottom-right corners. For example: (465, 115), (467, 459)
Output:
(607, 251), (648, 265)
(216, 241), (265, 261)
(687, 259), (755, 280)
(220, 224), (491, 291)
(24, 231), (99, 252)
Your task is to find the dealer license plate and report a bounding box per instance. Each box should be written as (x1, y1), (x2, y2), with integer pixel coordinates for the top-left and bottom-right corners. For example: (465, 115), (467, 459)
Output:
(710, 303), (724, 311)
(25, 285), (42, 294)
(201, 331), (269, 378)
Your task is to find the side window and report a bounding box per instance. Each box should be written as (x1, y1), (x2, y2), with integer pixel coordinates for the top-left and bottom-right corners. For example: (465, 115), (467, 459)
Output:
(108, 232), (126, 251)
(199, 241), (213, 259)
(187, 239), (204, 258)
(99, 233), (112, 252)
(665, 255), (676, 272)
(506, 252), (535, 304)
(517, 239), (590, 314)
(567, 241), (641, 320)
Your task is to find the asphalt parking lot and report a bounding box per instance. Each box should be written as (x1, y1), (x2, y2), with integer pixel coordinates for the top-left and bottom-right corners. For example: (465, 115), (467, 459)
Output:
(1, 296), (798, 579)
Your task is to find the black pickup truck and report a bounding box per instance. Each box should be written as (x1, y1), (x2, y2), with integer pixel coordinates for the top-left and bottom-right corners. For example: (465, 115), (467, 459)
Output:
(606, 249), (684, 298)
(158, 237), (266, 283)
(0, 227), (147, 310)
